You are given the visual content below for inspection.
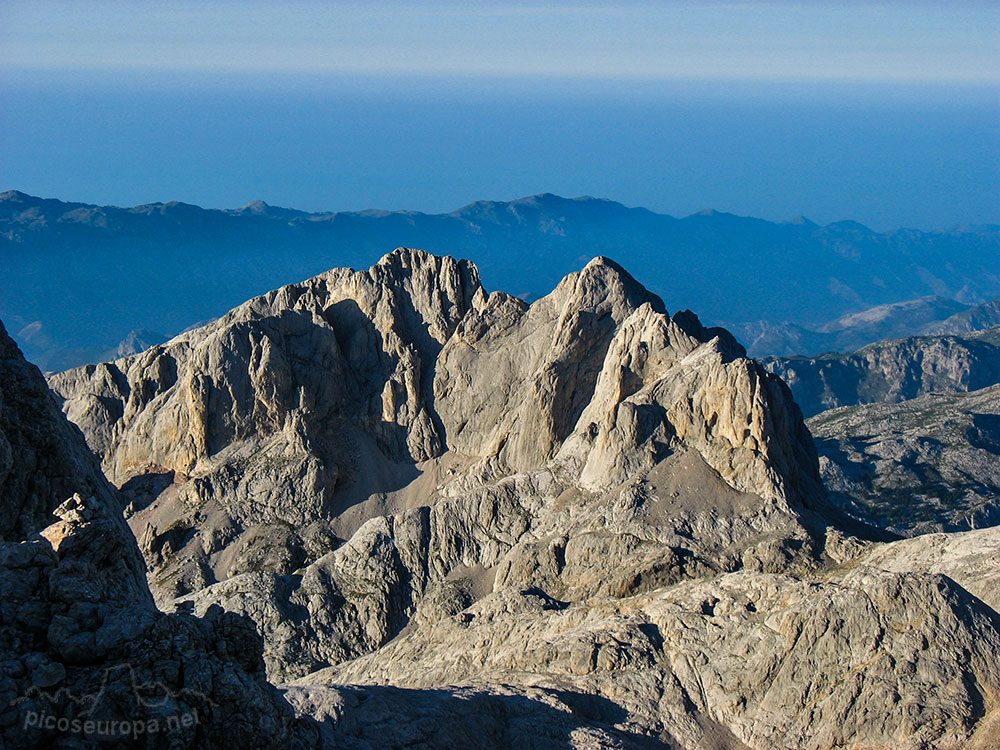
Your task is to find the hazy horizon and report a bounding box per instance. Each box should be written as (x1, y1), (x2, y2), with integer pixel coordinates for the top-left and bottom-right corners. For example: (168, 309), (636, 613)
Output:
(1, 1), (997, 230)
(4, 171), (1000, 233)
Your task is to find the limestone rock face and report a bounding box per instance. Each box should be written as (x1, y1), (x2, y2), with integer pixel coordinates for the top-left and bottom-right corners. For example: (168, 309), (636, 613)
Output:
(301, 568), (1000, 750)
(0, 320), (309, 749)
(51, 250), (822, 613)
(857, 525), (1000, 612)
(808, 384), (1000, 535)
(44, 249), (1000, 748)
(50, 249), (483, 603)
(51, 249), (481, 513)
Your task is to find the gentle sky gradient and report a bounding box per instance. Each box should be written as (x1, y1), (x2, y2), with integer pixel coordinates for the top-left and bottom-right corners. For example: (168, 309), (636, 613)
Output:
(1, 1), (997, 228)
(3, 1), (999, 82)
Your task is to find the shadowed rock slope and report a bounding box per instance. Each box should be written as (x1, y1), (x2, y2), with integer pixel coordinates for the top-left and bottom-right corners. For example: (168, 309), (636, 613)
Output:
(808, 384), (1000, 536)
(0, 320), (311, 749)
(48, 249), (1000, 749)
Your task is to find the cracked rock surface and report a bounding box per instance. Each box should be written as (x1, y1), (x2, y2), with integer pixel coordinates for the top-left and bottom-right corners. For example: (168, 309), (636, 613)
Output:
(0, 320), (311, 749)
(43, 249), (1000, 748)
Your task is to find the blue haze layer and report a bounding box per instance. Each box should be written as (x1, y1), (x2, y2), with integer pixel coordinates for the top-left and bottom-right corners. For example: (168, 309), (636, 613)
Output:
(1, 71), (997, 230)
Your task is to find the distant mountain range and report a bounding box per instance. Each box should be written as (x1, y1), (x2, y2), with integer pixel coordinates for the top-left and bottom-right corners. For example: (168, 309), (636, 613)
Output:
(734, 295), (1000, 358)
(3, 189), (999, 370)
(764, 326), (1000, 417)
(926, 298), (1000, 336)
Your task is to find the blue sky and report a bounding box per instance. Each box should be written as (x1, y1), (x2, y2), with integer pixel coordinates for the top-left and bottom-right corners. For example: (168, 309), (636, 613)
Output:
(3, 1), (998, 82)
(1, 1), (997, 227)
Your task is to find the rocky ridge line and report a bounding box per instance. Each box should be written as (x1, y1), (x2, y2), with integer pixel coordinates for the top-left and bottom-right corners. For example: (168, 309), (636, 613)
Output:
(763, 326), (1000, 417)
(44, 249), (1000, 748)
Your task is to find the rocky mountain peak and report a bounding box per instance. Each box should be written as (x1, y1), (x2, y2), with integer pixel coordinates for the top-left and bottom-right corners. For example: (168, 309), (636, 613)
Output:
(368, 247), (483, 343)
(50, 250), (821, 504)
(13, 246), (1000, 748)
(558, 254), (665, 316)
(50, 250), (825, 620)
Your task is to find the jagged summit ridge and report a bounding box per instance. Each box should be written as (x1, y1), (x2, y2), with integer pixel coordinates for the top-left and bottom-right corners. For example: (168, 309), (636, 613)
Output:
(52, 247), (816, 518)
(49, 248), (822, 657)
(36, 249), (1000, 748)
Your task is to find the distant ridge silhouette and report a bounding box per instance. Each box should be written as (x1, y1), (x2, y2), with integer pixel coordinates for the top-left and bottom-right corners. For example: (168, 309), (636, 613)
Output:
(2, 189), (999, 370)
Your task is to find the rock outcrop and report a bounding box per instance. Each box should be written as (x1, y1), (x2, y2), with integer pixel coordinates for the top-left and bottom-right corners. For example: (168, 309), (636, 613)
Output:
(857, 525), (1000, 611)
(0, 320), (309, 749)
(808, 384), (1000, 535)
(299, 568), (1000, 750)
(44, 249), (1000, 748)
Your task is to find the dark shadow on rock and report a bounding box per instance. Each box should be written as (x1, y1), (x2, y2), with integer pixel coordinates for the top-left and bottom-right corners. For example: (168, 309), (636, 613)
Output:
(968, 413), (1000, 452)
(286, 683), (676, 749)
(520, 586), (570, 610)
(324, 298), (442, 463)
(119, 470), (176, 514)
(799, 504), (901, 546)
(812, 437), (875, 481)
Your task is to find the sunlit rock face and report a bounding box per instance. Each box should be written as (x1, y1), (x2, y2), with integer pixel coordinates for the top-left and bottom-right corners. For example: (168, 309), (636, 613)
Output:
(0, 320), (313, 749)
(46, 250), (1000, 749)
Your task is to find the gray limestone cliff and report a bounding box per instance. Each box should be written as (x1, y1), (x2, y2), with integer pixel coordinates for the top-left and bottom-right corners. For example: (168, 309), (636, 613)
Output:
(43, 249), (1000, 749)
(0, 320), (310, 749)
